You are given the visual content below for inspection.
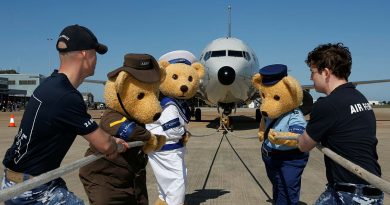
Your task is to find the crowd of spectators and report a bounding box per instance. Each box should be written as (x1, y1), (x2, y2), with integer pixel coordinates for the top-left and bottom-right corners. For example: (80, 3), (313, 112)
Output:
(0, 100), (23, 112)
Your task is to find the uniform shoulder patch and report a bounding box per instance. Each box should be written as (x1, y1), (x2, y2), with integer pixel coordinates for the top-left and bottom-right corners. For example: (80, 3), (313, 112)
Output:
(109, 117), (127, 127)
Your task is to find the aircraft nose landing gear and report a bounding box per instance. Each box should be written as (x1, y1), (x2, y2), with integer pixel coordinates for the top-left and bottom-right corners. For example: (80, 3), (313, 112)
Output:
(218, 114), (234, 132)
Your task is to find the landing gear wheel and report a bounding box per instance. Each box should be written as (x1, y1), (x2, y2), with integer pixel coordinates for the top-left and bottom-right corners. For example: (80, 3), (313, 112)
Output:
(195, 108), (201, 121)
(228, 116), (234, 132)
(255, 108), (261, 122)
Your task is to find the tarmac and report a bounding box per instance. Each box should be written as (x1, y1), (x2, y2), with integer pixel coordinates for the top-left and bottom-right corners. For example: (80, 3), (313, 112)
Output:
(0, 108), (389, 205)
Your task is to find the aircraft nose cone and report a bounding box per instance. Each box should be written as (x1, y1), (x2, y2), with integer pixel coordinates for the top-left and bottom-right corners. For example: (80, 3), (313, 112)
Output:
(218, 66), (236, 85)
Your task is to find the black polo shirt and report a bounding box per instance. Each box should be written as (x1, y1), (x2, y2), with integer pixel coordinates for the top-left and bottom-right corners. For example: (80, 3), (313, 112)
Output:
(306, 83), (381, 185)
(3, 70), (98, 176)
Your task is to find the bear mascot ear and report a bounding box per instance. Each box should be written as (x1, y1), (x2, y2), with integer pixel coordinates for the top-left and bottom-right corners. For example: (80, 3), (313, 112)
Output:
(252, 73), (265, 142)
(252, 73), (263, 90)
(114, 71), (130, 94)
(191, 62), (205, 78)
(158, 65), (166, 83)
(159, 60), (170, 70)
(282, 76), (303, 107)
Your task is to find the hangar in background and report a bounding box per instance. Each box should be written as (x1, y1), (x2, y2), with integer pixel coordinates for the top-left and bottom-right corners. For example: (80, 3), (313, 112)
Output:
(0, 75), (28, 106)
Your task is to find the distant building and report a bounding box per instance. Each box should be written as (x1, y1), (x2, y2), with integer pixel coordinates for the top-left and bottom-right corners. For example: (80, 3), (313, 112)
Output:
(0, 72), (98, 109)
(0, 73), (44, 97)
(0, 75), (28, 105)
(0, 77), (8, 102)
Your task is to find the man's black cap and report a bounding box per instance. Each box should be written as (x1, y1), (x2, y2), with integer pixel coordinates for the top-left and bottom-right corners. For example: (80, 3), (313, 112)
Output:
(107, 54), (160, 83)
(258, 64), (288, 86)
(56, 24), (108, 54)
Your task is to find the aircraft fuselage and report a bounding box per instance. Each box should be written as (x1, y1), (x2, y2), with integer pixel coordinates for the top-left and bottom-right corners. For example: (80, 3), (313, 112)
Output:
(199, 37), (259, 107)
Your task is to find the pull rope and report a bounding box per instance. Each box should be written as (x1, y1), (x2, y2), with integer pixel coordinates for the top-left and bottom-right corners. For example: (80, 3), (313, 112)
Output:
(0, 123), (227, 201)
(275, 136), (390, 195)
(0, 136), (182, 202)
(219, 123), (258, 139)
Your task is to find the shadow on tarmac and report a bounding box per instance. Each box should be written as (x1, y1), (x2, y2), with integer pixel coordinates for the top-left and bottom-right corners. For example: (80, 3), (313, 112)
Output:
(203, 116), (259, 131)
(185, 189), (230, 205)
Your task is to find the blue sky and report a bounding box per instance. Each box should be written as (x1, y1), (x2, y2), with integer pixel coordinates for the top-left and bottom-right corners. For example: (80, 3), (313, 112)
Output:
(1, 1), (389, 102)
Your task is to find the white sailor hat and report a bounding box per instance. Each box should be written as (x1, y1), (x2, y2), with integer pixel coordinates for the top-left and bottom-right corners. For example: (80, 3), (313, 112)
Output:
(159, 50), (197, 65)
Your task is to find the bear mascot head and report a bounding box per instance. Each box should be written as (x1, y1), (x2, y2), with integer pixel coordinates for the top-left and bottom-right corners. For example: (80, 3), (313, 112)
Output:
(252, 64), (306, 146)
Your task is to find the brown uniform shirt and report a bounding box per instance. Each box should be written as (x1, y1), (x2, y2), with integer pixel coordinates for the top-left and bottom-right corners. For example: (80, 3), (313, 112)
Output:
(79, 109), (151, 205)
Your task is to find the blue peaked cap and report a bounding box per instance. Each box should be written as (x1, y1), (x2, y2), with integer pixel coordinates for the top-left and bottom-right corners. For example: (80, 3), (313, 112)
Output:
(258, 64), (288, 86)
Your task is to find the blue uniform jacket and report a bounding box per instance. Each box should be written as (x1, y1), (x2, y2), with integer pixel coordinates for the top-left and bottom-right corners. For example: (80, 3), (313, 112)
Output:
(264, 109), (306, 151)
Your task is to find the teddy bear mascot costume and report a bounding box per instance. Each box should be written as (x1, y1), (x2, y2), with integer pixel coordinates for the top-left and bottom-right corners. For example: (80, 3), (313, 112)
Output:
(146, 50), (205, 205)
(79, 54), (166, 205)
(252, 64), (309, 205)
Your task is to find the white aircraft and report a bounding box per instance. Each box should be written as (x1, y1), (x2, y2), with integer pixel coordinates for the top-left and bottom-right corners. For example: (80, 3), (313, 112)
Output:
(188, 5), (260, 125)
(81, 5), (390, 129)
(192, 36), (390, 124)
(188, 6), (390, 127)
(193, 37), (260, 122)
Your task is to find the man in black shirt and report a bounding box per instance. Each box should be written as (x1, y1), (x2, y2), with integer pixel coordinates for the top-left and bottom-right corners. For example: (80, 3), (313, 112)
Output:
(1, 25), (127, 205)
(297, 43), (383, 204)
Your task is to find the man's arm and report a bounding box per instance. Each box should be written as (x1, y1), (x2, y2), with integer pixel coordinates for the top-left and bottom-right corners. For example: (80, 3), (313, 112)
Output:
(297, 130), (318, 152)
(83, 127), (126, 156)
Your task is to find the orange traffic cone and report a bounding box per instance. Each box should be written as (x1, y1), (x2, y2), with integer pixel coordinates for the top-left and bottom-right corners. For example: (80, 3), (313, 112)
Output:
(8, 114), (16, 127)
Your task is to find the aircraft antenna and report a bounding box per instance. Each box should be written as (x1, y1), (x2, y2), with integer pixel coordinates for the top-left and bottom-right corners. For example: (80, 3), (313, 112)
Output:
(228, 5), (231, 38)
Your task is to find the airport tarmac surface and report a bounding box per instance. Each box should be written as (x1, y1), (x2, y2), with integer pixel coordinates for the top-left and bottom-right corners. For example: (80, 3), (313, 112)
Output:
(0, 108), (389, 204)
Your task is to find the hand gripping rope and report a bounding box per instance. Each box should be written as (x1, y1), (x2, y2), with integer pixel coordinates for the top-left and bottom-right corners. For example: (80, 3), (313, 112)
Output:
(275, 136), (390, 195)
(217, 124), (390, 196)
(0, 134), (182, 202)
(0, 123), (222, 202)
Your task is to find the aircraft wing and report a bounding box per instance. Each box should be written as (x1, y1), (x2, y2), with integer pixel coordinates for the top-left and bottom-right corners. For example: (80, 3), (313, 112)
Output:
(84, 79), (106, 85)
(33, 75), (107, 85)
(83, 78), (390, 90)
(301, 84), (315, 90)
(301, 79), (390, 90)
(349, 79), (390, 86)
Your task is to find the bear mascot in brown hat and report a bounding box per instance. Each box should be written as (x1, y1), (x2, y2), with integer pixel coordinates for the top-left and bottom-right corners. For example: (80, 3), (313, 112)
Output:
(79, 54), (166, 205)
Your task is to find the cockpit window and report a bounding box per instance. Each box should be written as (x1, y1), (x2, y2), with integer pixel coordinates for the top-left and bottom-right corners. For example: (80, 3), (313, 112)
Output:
(204, 51), (211, 61)
(211, 50), (226, 57)
(228, 50), (243, 57)
(243, 51), (251, 61)
(252, 53), (258, 63)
